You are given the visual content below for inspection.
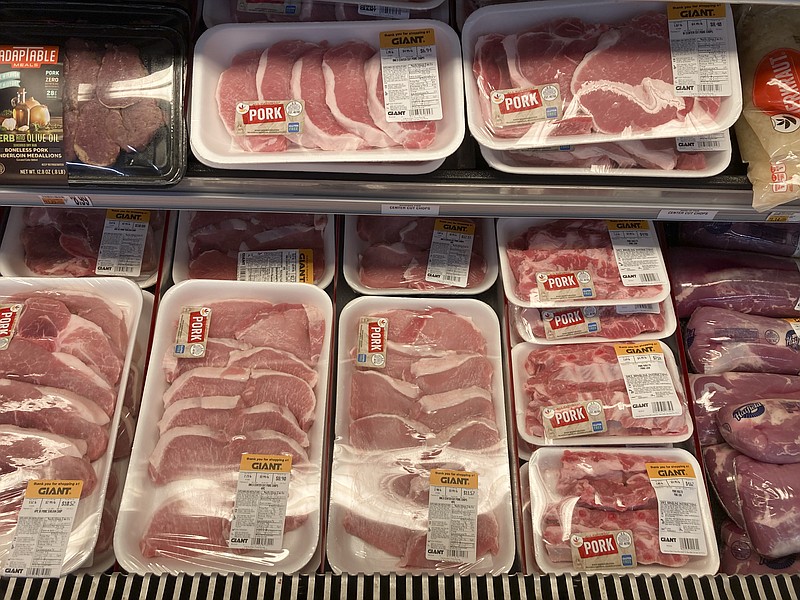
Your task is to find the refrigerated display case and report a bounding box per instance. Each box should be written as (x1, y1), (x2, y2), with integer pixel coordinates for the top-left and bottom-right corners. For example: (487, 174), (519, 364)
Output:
(0, 0), (799, 598)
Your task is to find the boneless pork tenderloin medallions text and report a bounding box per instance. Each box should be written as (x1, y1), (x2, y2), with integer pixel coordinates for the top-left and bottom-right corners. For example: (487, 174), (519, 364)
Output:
(330, 301), (513, 575)
(129, 294), (328, 572)
(215, 35), (438, 153)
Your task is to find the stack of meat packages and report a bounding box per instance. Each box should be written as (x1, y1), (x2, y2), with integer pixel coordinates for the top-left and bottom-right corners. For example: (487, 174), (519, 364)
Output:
(329, 302), (513, 574)
(121, 291), (329, 574)
(670, 222), (800, 575)
(181, 211), (328, 283)
(466, 4), (726, 175)
(224, 0), (445, 23)
(8, 207), (166, 283)
(351, 216), (490, 292)
(0, 285), (137, 573)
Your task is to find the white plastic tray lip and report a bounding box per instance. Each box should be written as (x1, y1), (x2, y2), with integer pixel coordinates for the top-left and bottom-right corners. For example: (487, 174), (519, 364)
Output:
(527, 447), (720, 576)
(342, 216), (499, 296)
(0, 208), (167, 289)
(172, 212), (336, 289)
(115, 280), (333, 576)
(0, 277), (143, 576)
(479, 131), (733, 178)
(510, 339), (693, 447)
(191, 20), (464, 166)
(514, 300), (678, 345)
(203, 0), (449, 28)
(328, 295), (515, 576)
(190, 156), (445, 174)
(461, 1), (743, 151)
(496, 217), (671, 309)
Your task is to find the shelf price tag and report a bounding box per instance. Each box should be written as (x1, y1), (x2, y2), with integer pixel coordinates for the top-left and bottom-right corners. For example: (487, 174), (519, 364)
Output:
(39, 195), (93, 207)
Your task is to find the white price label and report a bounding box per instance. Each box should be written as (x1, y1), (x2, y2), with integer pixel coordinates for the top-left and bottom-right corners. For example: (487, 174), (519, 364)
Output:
(607, 221), (666, 287)
(2, 480), (83, 578)
(237, 0), (299, 14)
(379, 29), (442, 123)
(95, 209), (150, 277)
(614, 343), (683, 419)
(237, 249), (313, 283)
(359, 4), (410, 18)
(657, 209), (718, 221)
(615, 304), (661, 315)
(381, 203), (439, 216)
(646, 462), (708, 556)
(229, 455), (292, 550)
(675, 132), (730, 152)
(667, 3), (733, 97)
(425, 219), (475, 288)
(426, 470), (478, 563)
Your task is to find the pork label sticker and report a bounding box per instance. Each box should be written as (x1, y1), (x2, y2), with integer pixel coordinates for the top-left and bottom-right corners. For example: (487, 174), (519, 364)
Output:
(237, 0), (300, 15)
(542, 400), (607, 439)
(2, 480), (83, 578)
(95, 209), (150, 277)
(786, 318), (800, 337)
(229, 454), (292, 550)
(237, 249), (314, 283)
(425, 219), (475, 288)
(542, 306), (601, 340)
(615, 303), (661, 315)
(490, 84), (562, 128)
(174, 306), (212, 359)
(356, 316), (387, 368)
(426, 469), (478, 563)
(534, 271), (596, 303)
(0, 303), (22, 350)
(614, 342), (683, 419)
(752, 48), (800, 133)
(234, 100), (304, 135)
(667, 3), (733, 97)
(379, 29), (443, 123)
(570, 530), (637, 570)
(359, 4), (410, 19)
(646, 462), (708, 556)
(606, 221), (666, 287)
(675, 132), (731, 152)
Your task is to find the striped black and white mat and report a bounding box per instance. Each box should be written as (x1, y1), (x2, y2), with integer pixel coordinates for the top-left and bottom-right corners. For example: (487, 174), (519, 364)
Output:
(1, 574), (799, 600)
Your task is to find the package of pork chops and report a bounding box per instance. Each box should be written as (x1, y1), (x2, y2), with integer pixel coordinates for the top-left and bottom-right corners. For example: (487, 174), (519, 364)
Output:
(0, 2), (187, 186)
(329, 296), (515, 575)
(116, 280), (333, 575)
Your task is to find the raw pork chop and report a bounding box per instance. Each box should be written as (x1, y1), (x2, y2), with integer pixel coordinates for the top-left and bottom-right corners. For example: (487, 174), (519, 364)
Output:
(364, 53), (436, 149)
(291, 44), (365, 151)
(322, 42), (394, 148)
(0, 379), (110, 461)
(216, 50), (286, 153)
(408, 388), (494, 432)
(685, 307), (800, 375)
(375, 308), (487, 354)
(349, 370), (418, 420)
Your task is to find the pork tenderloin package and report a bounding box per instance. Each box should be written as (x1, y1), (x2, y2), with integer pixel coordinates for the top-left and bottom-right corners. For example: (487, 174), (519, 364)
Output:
(703, 443), (745, 529)
(512, 301), (675, 345)
(717, 399), (800, 464)
(511, 341), (691, 446)
(668, 246), (800, 319)
(191, 20), (464, 169)
(685, 307), (800, 375)
(344, 216), (498, 295)
(462, 1), (741, 151)
(677, 222), (800, 257)
(689, 372), (800, 446)
(116, 281), (332, 575)
(480, 133), (731, 178)
(0, 5), (186, 186)
(528, 448), (719, 576)
(0, 278), (142, 577)
(204, 0), (449, 26)
(0, 208), (173, 288)
(719, 520), (800, 576)
(497, 218), (670, 309)
(173, 211), (335, 288)
(734, 5), (800, 211)
(329, 297), (514, 575)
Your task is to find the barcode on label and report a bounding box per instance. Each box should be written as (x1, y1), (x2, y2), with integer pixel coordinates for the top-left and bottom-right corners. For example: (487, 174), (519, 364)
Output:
(651, 401), (675, 413)
(696, 140), (722, 149)
(379, 6), (403, 14)
(680, 538), (700, 551)
(697, 84), (724, 94)
(411, 108), (435, 116)
(27, 568), (53, 577)
(443, 275), (458, 282)
(446, 550), (469, 559)
(252, 537), (274, 547)
(640, 273), (660, 283)
(114, 266), (138, 273)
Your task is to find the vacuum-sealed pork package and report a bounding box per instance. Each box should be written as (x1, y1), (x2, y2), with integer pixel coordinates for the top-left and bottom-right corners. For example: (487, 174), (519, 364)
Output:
(717, 399), (800, 464)
(329, 297), (514, 575)
(720, 520), (800, 576)
(116, 281), (332, 575)
(677, 222), (800, 257)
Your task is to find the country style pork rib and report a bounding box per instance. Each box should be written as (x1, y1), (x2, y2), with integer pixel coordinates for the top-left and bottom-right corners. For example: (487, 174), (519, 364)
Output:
(514, 303), (667, 341)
